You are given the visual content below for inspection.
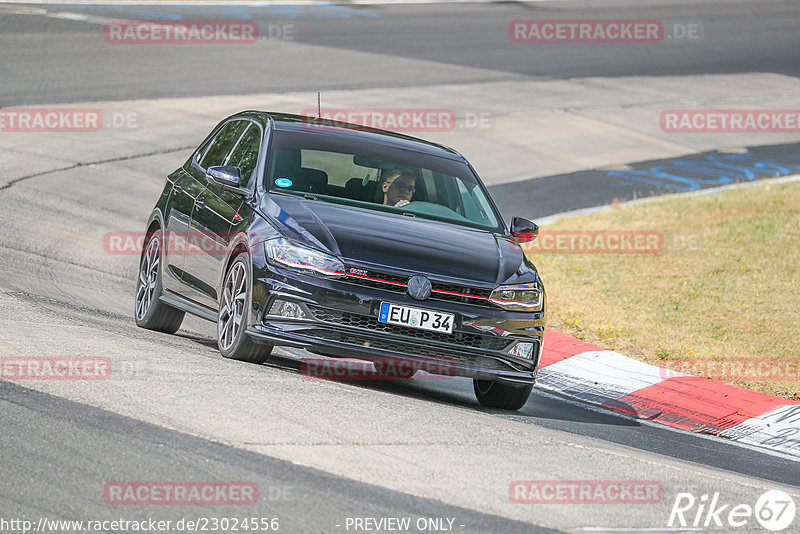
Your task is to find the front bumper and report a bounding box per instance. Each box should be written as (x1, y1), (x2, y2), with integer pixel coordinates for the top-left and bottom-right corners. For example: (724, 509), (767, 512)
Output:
(247, 259), (545, 386)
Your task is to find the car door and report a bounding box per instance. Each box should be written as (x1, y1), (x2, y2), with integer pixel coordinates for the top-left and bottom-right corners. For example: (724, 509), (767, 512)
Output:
(162, 150), (210, 296)
(182, 120), (261, 310)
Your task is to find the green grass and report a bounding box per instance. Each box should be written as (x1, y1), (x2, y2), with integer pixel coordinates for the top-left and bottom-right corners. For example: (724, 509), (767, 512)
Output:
(526, 180), (800, 399)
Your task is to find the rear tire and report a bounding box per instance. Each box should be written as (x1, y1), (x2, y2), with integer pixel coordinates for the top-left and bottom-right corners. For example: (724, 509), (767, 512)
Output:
(135, 230), (184, 334)
(473, 379), (532, 410)
(218, 254), (273, 364)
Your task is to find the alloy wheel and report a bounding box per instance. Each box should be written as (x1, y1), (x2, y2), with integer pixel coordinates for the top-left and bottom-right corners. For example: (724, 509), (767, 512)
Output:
(135, 236), (160, 321)
(218, 261), (247, 350)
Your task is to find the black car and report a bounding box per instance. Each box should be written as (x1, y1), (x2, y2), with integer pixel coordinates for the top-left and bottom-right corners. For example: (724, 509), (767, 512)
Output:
(135, 111), (545, 410)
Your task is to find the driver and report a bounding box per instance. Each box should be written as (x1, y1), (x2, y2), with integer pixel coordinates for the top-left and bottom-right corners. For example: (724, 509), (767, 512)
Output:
(381, 169), (416, 207)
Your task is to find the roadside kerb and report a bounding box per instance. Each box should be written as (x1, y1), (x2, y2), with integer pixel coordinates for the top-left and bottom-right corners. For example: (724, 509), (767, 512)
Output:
(538, 329), (800, 457)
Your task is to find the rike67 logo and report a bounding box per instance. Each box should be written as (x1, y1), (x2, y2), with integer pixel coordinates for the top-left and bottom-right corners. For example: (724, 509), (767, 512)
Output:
(668, 490), (796, 531)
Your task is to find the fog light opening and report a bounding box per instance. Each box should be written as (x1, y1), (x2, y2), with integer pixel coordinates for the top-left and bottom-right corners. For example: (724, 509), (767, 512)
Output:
(269, 299), (307, 319)
(508, 342), (534, 360)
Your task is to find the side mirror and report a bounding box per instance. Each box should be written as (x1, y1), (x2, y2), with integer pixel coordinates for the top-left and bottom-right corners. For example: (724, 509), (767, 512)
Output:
(207, 166), (247, 195)
(510, 217), (539, 243)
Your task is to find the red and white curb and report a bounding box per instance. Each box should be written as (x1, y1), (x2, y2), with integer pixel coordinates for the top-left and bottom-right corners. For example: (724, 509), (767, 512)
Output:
(537, 329), (800, 457)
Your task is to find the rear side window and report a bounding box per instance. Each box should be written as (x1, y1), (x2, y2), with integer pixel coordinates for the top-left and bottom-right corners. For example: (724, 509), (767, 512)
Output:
(226, 123), (262, 188)
(199, 120), (247, 170)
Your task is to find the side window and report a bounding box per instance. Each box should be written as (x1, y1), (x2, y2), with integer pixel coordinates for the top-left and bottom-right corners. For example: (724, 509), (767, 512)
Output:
(226, 123), (262, 188)
(199, 121), (247, 170)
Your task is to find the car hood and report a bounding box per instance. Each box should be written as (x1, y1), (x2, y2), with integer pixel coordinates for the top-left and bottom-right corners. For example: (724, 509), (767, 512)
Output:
(260, 194), (524, 285)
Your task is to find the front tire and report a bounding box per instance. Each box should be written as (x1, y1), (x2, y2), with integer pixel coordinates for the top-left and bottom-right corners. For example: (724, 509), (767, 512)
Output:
(218, 255), (273, 364)
(473, 379), (532, 410)
(135, 230), (184, 334)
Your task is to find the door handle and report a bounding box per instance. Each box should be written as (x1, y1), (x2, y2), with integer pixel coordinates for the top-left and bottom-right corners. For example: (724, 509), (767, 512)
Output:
(195, 197), (205, 209)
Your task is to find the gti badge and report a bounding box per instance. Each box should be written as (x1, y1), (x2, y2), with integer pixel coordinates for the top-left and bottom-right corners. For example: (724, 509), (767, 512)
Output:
(407, 275), (432, 301)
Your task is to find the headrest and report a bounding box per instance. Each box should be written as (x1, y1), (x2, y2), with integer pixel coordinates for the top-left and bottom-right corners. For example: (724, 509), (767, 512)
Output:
(296, 168), (328, 187)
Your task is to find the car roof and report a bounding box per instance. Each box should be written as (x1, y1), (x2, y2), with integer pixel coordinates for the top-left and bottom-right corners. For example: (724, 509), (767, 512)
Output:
(235, 111), (467, 162)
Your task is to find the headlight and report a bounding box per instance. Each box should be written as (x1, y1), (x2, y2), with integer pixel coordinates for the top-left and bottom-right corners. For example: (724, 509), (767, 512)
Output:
(265, 238), (345, 277)
(489, 283), (542, 311)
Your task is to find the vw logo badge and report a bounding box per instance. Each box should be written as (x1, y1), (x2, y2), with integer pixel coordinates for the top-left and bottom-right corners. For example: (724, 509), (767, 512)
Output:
(407, 275), (432, 301)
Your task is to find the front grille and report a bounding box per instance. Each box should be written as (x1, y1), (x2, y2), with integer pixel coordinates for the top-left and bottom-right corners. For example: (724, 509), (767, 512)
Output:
(342, 266), (495, 307)
(342, 275), (405, 293)
(307, 306), (512, 351)
(430, 282), (493, 304)
(302, 329), (517, 372)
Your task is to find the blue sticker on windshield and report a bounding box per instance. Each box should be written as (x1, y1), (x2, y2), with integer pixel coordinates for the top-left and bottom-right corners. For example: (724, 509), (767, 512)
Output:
(275, 178), (293, 188)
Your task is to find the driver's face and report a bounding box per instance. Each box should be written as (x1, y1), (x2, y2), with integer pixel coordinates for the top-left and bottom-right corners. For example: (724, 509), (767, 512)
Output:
(383, 175), (416, 206)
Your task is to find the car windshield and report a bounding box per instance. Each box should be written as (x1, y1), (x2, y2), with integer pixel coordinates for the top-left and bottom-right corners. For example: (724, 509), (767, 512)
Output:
(264, 129), (503, 232)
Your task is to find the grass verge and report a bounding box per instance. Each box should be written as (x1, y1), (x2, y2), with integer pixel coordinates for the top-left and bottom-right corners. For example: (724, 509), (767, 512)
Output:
(526, 179), (800, 400)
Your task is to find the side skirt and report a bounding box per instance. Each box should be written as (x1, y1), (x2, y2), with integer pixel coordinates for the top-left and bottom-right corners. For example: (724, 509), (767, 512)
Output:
(160, 292), (217, 323)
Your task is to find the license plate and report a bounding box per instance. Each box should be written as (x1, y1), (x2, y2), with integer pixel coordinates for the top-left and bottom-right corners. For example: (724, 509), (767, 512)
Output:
(378, 302), (454, 334)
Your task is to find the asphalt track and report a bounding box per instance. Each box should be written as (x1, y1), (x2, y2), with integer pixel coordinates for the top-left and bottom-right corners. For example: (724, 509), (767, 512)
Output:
(2, 0), (800, 105)
(1, 1), (799, 533)
(490, 141), (800, 219)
